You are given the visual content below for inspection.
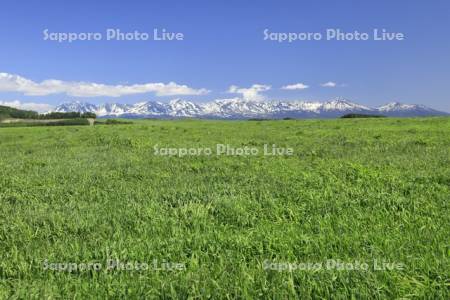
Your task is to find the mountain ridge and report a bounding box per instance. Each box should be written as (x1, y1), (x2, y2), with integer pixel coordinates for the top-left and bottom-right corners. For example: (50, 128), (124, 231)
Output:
(53, 98), (448, 119)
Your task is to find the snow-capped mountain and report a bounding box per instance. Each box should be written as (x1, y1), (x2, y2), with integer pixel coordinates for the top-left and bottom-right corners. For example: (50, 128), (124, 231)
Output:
(321, 98), (371, 112)
(52, 98), (448, 119)
(376, 102), (444, 116)
(202, 98), (277, 117)
(168, 99), (204, 117)
(53, 101), (98, 114)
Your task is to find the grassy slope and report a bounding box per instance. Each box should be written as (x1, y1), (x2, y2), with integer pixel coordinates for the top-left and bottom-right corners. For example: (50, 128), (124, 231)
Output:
(0, 118), (449, 298)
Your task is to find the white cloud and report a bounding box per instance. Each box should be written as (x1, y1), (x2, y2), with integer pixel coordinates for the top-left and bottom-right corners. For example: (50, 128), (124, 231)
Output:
(228, 84), (271, 101)
(282, 83), (309, 90)
(0, 100), (53, 113)
(0, 72), (210, 97)
(321, 81), (337, 88)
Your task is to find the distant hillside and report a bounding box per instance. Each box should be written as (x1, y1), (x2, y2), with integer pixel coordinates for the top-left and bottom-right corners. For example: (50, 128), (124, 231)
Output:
(0, 105), (96, 121)
(0, 105), (38, 120)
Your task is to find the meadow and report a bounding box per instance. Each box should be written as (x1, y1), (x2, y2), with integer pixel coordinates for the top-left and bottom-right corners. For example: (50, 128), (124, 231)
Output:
(0, 117), (449, 298)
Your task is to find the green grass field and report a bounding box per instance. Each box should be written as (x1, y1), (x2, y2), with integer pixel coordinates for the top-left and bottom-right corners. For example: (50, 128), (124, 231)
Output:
(0, 117), (449, 298)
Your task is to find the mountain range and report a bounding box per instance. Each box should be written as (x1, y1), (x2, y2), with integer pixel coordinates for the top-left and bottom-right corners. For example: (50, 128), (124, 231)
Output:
(53, 98), (448, 119)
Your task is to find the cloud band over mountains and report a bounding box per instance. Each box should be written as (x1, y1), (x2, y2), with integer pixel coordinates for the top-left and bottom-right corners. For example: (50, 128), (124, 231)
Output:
(0, 72), (344, 101)
(0, 72), (210, 97)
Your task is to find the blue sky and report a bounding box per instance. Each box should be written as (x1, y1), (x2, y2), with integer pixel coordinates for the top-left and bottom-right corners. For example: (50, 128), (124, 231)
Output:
(0, 0), (449, 111)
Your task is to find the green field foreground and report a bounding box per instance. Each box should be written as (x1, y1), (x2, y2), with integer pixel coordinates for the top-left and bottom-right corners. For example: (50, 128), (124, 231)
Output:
(0, 117), (449, 298)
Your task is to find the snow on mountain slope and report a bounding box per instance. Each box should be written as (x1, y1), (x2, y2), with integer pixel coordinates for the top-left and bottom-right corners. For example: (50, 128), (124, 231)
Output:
(96, 103), (132, 116)
(126, 101), (169, 116)
(376, 102), (446, 116)
(377, 102), (433, 112)
(289, 101), (322, 112)
(168, 99), (204, 117)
